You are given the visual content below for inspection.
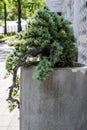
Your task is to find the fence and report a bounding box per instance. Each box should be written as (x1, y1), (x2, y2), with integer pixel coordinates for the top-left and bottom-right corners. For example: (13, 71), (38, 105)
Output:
(0, 20), (27, 35)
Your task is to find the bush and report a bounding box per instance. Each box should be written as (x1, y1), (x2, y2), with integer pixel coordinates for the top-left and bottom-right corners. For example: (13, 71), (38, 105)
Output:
(6, 6), (76, 109)
(6, 6), (76, 79)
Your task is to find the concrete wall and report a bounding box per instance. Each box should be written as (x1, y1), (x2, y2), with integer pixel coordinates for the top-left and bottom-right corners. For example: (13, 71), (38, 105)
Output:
(78, 0), (87, 64)
(65, 0), (87, 64)
(46, 0), (87, 64)
(20, 66), (87, 130)
(46, 0), (64, 13)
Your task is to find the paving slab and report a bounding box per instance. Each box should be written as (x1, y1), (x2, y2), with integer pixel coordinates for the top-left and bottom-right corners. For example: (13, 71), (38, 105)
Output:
(0, 41), (19, 130)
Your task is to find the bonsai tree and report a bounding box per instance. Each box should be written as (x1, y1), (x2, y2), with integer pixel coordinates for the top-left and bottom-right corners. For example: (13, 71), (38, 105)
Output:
(6, 6), (76, 110)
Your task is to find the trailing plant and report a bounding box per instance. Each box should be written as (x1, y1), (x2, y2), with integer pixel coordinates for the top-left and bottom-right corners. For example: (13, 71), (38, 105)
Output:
(6, 6), (76, 110)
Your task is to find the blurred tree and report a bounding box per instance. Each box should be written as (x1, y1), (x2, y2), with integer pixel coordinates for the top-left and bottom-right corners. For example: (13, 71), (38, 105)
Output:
(0, 0), (12, 34)
(0, 0), (46, 33)
(22, 0), (46, 18)
(3, 1), (7, 34)
(17, 0), (22, 32)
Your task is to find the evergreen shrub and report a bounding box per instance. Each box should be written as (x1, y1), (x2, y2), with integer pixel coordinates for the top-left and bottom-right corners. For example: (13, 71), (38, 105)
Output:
(6, 6), (76, 110)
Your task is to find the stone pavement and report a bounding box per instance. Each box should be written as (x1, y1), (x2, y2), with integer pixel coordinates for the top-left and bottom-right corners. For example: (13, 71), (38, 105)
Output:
(0, 41), (19, 130)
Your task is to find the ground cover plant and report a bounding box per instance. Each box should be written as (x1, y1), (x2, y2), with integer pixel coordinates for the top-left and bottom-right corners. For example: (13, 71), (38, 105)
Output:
(6, 6), (76, 110)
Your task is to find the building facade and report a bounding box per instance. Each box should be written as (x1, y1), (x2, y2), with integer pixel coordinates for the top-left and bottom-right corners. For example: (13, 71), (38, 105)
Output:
(66, 0), (87, 64)
(78, 0), (87, 64)
(46, 0), (87, 65)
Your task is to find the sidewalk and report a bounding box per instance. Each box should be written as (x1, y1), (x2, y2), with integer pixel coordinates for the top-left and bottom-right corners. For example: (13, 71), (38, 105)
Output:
(0, 41), (19, 130)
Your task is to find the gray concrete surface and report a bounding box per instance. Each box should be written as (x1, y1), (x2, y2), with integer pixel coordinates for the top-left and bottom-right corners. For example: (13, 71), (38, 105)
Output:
(0, 41), (19, 130)
(20, 66), (87, 130)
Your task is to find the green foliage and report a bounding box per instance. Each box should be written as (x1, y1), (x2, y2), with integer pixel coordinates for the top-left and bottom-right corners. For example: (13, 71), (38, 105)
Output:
(7, 12), (17, 20)
(6, 53), (17, 72)
(6, 6), (76, 110)
(8, 101), (17, 112)
(22, 0), (46, 18)
(6, 6), (76, 80)
(33, 57), (53, 80)
(8, 76), (20, 112)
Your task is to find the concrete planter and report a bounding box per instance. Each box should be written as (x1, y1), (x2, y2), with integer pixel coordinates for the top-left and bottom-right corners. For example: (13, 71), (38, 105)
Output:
(20, 65), (87, 130)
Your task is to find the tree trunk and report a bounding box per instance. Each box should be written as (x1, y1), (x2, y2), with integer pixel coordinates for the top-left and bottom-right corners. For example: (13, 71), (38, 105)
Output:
(17, 0), (22, 32)
(4, 2), (7, 34)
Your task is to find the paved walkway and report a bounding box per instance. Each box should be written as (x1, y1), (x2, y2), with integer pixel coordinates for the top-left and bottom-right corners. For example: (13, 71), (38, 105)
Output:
(0, 41), (19, 130)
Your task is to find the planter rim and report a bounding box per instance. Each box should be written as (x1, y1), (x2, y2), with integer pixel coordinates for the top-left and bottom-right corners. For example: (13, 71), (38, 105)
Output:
(22, 62), (87, 70)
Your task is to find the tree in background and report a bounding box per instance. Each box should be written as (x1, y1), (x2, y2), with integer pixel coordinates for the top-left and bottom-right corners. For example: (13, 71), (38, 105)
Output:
(3, 1), (7, 34)
(0, 0), (8, 34)
(0, 0), (12, 34)
(22, 0), (46, 19)
(8, 0), (22, 32)
(17, 0), (22, 32)
(0, 0), (46, 33)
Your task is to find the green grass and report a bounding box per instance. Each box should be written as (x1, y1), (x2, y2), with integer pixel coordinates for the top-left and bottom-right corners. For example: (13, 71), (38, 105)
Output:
(0, 32), (16, 41)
